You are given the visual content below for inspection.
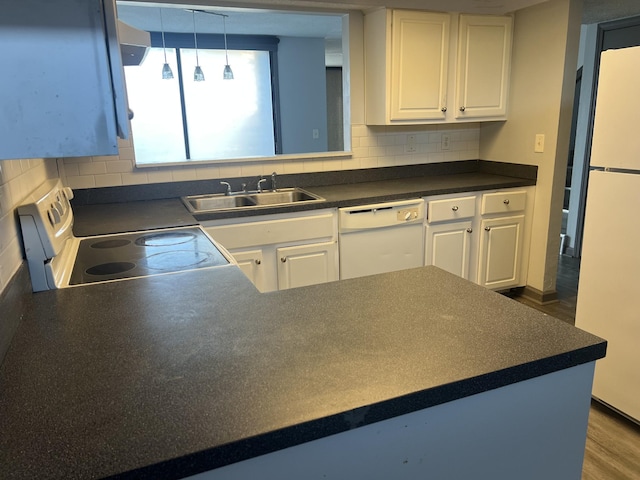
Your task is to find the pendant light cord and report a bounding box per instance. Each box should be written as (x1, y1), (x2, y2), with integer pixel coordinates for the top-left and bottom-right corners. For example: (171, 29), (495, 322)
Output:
(192, 10), (200, 65)
(223, 15), (229, 65)
(160, 9), (168, 63)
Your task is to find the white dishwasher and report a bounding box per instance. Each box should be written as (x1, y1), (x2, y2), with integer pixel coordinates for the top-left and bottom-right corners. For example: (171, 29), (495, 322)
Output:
(339, 199), (425, 280)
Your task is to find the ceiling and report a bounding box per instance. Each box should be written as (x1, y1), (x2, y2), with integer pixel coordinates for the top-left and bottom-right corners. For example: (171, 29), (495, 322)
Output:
(583, 0), (640, 24)
(116, 0), (640, 46)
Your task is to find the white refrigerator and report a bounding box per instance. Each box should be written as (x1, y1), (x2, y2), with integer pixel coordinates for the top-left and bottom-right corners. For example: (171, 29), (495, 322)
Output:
(575, 46), (640, 423)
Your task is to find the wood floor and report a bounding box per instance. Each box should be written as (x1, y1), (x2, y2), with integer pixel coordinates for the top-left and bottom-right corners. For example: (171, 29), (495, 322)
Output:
(512, 255), (640, 480)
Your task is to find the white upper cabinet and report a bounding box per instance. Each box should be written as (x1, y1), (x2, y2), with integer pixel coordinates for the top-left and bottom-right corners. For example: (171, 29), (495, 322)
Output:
(365, 9), (512, 125)
(0, 0), (129, 161)
(389, 10), (451, 121)
(455, 14), (513, 120)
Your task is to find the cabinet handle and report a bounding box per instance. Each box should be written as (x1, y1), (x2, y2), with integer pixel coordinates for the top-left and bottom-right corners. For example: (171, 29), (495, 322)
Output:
(281, 257), (287, 263)
(485, 226), (491, 231)
(451, 205), (459, 212)
(441, 106), (447, 113)
(466, 228), (473, 233)
(503, 199), (510, 205)
(255, 259), (261, 265)
(459, 106), (466, 112)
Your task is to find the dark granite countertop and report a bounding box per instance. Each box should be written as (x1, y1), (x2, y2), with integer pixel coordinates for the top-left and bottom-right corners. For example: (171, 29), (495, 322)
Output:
(72, 198), (197, 237)
(191, 171), (537, 222)
(1, 161), (605, 478)
(0, 264), (605, 479)
(68, 161), (537, 225)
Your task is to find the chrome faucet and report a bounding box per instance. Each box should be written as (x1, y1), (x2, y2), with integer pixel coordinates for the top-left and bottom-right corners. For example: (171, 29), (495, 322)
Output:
(257, 178), (267, 193)
(220, 181), (232, 195)
(271, 171), (277, 192)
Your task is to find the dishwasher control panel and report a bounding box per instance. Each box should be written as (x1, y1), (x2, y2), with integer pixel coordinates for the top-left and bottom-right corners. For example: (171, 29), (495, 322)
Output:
(397, 208), (420, 222)
(338, 199), (425, 232)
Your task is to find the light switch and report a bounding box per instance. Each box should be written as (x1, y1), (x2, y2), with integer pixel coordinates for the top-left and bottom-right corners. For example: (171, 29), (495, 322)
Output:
(534, 134), (545, 153)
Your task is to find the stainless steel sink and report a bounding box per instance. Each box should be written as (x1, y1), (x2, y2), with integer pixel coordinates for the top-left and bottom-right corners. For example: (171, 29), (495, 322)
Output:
(248, 189), (321, 206)
(182, 188), (325, 213)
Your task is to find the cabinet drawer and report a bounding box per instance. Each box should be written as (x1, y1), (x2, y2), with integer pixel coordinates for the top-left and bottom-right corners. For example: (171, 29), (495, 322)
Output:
(427, 196), (476, 223)
(481, 191), (526, 215)
(205, 212), (336, 250)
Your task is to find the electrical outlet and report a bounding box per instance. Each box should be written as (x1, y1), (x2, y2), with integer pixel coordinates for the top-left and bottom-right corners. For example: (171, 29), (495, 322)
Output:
(405, 134), (417, 153)
(312, 129), (319, 139)
(534, 134), (545, 153)
(441, 134), (451, 151)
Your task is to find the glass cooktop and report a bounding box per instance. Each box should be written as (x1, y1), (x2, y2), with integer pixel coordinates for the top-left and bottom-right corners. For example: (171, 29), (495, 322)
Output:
(69, 227), (229, 286)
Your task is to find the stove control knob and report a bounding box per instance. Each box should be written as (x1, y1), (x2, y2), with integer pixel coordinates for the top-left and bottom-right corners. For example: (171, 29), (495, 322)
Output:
(63, 187), (74, 201)
(48, 207), (61, 226)
(54, 200), (65, 217)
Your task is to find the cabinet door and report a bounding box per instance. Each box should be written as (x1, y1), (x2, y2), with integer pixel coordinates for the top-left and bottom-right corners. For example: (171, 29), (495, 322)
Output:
(230, 249), (272, 292)
(0, 0), (128, 160)
(455, 14), (512, 120)
(425, 221), (474, 280)
(477, 215), (524, 290)
(390, 10), (450, 121)
(277, 242), (338, 290)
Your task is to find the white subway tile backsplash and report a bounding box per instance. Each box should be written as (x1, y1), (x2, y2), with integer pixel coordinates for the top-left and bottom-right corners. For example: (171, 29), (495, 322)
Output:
(146, 169), (174, 183)
(56, 124), (482, 189)
(106, 160), (135, 174)
(194, 165), (221, 180)
(121, 172), (149, 186)
(0, 158), (57, 294)
(78, 161), (107, 176)
(66, 175), (96, 189)
(95, 174), (123, 188)
(169, 169), (197, 182)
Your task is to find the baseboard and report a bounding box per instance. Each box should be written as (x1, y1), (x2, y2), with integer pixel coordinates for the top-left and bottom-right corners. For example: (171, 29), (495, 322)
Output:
(519, 285), (559, 305)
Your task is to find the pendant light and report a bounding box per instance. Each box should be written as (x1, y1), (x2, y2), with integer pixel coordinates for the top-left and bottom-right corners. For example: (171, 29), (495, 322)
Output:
(221, 14), (234, 80)
(191, 10), (234, 80)
(191, 10), (205, 81)
(159, 9), (173, 79)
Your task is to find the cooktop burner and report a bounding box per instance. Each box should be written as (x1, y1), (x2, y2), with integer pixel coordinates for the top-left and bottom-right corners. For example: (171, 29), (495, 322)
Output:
(69, 227), (230, 286)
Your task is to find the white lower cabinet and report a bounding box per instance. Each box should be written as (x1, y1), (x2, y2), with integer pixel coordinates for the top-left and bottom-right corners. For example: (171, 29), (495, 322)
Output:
(203, 209), (338, 292)
(477, 215), (525, 289)
(425, 194), (477, 281)
(277, 242), (338, 290)
(425, 187), (534, 290)
(231, 249), (268, 293)
(425, 220), (474, 280)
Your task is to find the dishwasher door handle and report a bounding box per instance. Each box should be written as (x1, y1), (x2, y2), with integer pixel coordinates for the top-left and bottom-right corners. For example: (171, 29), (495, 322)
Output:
(347, 206), (392, 215)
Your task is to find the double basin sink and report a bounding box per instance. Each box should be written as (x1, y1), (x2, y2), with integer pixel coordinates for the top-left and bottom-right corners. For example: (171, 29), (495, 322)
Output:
(182, 188), (325, 213)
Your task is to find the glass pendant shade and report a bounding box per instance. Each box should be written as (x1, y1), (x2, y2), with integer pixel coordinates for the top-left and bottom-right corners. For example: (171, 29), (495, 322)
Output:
(159, 9), (173, 80)
(222, 15), (233, 80)
(192, 10), (204, 82)
(194, 65), (205, 81)
(162, 62), (174, 79)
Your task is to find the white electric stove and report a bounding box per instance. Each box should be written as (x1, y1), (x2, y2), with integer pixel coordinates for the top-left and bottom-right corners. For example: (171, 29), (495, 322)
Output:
(18, 179), (234, 292)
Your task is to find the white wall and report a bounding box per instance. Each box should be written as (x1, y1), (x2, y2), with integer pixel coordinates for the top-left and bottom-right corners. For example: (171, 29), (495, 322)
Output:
(0, 159), (58, 293)
(480, 0), (582, 295)
(58, 13), (479, 190)
(278, 37), (329, 154)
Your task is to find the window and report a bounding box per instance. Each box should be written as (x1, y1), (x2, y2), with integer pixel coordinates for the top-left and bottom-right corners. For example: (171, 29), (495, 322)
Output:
(124, 34), (280, 164)
(117, 4), (348, 166)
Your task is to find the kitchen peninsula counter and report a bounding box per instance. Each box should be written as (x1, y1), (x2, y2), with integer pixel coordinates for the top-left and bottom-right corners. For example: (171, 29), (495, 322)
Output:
(0, 261), (605, 479)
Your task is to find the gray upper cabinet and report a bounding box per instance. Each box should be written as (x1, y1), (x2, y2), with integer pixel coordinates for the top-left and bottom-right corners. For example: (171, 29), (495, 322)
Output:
(0, 0), (129, 161)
